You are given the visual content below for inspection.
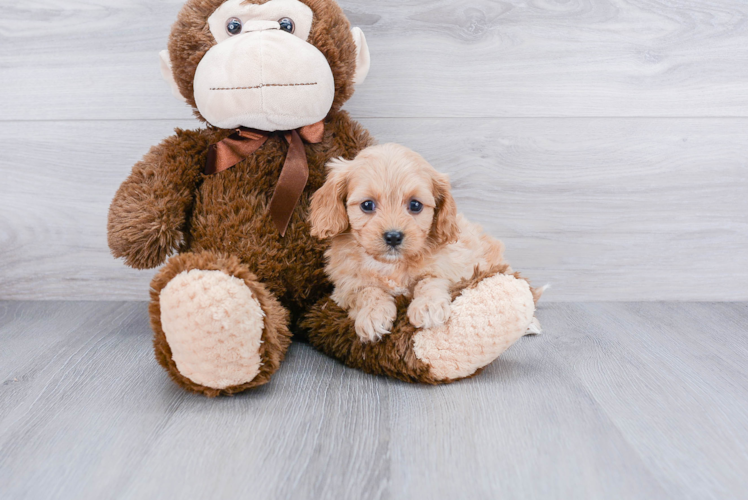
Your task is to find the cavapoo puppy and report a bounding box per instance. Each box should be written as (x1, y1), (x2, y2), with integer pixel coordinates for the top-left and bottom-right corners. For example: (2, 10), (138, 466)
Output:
(309, 143), (541, 342)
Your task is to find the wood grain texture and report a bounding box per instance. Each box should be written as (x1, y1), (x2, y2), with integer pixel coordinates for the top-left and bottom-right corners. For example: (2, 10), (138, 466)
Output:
(2, 0), (748, 120)
(1, 301), (747, 499)
(1, 118), (746, 301)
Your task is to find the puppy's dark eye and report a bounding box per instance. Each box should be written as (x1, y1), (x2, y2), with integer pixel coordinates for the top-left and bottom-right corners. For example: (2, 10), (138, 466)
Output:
(409, 200), (423, 213)
(278, 17), (295, 33)
(226, 17), (242, 35)
(361, 200), (376, 213)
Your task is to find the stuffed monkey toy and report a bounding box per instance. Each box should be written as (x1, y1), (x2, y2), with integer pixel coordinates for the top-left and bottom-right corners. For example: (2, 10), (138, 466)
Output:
(108, 0), (537, 396)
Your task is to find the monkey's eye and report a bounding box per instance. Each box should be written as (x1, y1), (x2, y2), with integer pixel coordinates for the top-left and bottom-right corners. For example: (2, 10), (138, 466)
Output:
(278, 17), (295, 34)
(409, 200), (424, 214)
(360, 200), (376, 213)
(226, 17), (243, 36)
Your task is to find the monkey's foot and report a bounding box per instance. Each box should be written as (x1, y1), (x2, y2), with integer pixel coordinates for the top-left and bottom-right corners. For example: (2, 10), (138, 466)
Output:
(150, 252), (291, 396)
(413, 273), (535, 381)
(159, 269), (266, 389)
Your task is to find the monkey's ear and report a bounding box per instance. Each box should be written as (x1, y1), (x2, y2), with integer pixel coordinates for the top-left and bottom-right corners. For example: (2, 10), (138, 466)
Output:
(159, 50), (187, 103)
(351, 28), (371, 85)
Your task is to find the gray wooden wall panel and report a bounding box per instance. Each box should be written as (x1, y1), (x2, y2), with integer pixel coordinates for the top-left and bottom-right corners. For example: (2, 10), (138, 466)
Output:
(2, 0), (748, 121)
(0, 0), (746, 300)
(1, 118), (745, 301)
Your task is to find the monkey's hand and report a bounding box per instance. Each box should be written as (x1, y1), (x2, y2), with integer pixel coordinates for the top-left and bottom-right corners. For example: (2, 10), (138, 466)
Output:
(107, 130), (208, 269)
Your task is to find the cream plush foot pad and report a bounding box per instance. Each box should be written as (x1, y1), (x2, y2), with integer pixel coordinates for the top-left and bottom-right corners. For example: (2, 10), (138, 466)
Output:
(160, 269), (266, 389)
(413, 274), (535, 381)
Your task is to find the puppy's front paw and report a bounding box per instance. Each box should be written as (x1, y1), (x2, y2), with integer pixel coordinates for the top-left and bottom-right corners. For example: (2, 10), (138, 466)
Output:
(354, 300), (397, 343)
(408, 295), (451, 329)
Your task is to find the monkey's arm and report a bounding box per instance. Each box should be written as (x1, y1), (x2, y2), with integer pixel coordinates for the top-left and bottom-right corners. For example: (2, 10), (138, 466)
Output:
(108, 129), (210, 269)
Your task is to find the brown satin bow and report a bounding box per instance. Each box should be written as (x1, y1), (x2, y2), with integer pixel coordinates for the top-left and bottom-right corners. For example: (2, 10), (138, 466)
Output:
(204, 120), (325, 236)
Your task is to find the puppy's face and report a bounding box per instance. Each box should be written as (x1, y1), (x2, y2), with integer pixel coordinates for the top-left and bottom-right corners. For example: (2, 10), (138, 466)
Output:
(310, 143), (459, 262)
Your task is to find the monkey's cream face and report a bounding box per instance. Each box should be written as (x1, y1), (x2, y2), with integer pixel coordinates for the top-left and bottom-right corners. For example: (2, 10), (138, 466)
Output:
(192, 0), (334, 131)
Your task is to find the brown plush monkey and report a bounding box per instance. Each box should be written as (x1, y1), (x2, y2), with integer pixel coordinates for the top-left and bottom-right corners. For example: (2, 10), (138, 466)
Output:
(108, 0), (538, 397)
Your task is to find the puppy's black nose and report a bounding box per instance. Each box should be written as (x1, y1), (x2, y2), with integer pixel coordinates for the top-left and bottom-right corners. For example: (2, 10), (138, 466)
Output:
(384, 231), (404, 247)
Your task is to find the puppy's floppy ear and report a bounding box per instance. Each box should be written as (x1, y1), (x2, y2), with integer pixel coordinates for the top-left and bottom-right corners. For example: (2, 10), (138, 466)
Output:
(431, 172), (460, 245)
(309, 158), (350, 239)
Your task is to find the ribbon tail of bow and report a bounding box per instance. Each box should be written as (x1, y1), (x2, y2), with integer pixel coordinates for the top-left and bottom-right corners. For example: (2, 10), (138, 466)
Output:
(268, 130), (310, 237)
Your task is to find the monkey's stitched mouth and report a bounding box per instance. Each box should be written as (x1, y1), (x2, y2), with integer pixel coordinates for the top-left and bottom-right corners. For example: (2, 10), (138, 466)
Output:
(209, 82), (318, 91)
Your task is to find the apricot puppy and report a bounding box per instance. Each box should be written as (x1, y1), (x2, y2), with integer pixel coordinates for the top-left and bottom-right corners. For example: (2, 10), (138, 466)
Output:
(310, 143), (517, 342)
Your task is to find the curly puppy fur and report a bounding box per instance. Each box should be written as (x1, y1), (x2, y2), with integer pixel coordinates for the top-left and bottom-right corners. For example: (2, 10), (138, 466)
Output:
(309, 143), (542, 342)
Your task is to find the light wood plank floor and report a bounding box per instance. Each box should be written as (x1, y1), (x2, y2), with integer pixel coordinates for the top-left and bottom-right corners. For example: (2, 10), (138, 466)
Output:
(1, 301), (746, 500)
